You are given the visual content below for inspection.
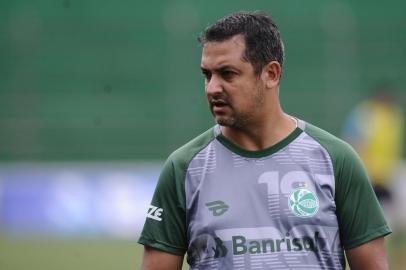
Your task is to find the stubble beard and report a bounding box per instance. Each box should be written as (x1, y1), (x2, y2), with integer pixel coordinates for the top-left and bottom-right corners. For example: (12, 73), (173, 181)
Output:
(213, 85), (265, 129)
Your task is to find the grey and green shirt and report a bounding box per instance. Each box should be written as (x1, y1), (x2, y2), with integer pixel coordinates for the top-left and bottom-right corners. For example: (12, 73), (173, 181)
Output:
(138, 120), (391, 269)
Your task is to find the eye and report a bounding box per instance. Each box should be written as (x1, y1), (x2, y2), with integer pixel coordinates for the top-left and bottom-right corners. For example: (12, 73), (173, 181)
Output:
(201, 70), (212, 81)
(220, 70), (236, 81)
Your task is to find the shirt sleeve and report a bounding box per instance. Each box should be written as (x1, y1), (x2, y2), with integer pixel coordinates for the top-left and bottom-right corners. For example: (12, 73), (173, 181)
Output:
(138, 157), (187, 256)
(334, 144), (391, 250)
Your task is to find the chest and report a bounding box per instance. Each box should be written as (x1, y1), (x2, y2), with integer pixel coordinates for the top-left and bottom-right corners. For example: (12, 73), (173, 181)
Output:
(183, 141), (343, 269)
(185, 160), (336, 230)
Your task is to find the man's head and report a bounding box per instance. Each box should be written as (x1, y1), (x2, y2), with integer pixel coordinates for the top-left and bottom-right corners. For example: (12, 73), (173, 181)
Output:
(199, 11), (285, 129)
(198, 11), (285, 76)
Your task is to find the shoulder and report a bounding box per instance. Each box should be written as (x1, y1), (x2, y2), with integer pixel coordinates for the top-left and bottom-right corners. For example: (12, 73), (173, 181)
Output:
(302, 121), (359, 164)
(301, 121), (367, 183)
(166, 126), (217, 170)
(149, 127), (217, 214)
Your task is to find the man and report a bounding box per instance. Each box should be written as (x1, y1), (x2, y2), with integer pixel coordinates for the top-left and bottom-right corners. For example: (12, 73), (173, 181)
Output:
(139, 11), (391, 270)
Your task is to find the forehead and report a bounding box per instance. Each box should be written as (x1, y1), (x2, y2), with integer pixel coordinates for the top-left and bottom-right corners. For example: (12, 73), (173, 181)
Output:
(201, 35), (247, 69)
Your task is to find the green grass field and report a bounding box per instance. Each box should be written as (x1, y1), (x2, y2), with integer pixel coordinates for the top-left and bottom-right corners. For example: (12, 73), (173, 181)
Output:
(0, 235), (189, 270)
(0, 236), (142, 270)
(0, 234), (405, 270)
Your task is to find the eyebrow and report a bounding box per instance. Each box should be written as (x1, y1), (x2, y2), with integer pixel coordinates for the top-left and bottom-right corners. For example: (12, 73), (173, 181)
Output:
(200, 65), (239, 73)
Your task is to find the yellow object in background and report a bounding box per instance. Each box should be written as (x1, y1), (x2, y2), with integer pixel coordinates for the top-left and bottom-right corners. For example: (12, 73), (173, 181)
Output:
(360, 101), (404, 185)
(343, 89), (404, 187)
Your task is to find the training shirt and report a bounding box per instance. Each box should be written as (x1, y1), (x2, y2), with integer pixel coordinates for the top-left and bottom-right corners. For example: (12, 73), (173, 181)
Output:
(138, 120), (391, 269)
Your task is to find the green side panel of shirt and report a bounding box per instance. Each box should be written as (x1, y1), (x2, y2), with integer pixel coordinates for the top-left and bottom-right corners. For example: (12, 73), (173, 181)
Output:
(138, 127), (216, 255)
(304, 122), (391, 250)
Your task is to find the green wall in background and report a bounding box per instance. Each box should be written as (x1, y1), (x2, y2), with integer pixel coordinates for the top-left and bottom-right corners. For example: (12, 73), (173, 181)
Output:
(1, 0), (405, 160)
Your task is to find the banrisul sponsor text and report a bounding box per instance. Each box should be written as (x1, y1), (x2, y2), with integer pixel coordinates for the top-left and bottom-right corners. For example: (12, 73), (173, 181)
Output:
(232, 232), (322, 255)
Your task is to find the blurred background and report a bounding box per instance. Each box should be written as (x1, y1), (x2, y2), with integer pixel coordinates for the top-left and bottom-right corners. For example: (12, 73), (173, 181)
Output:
(0, 0), (405, 269)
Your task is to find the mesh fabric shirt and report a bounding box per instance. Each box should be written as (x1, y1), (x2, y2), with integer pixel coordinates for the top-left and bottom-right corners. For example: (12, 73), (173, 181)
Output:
(139, 120), (391, 269)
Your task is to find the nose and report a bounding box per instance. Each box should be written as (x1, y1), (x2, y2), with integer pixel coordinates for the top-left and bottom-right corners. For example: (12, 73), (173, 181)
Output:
(205, 75), (223, 96)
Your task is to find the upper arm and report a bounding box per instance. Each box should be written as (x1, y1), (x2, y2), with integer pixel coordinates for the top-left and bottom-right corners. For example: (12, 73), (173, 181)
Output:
(334, 145), (390, 268)
(138, 158), (188, 255)
(346, 237), (389, 270)
(332, 142), (391, 249)
(142, 247), (184, 270)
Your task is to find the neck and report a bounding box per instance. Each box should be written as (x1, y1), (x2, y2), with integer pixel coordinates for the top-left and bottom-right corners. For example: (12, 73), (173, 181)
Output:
(220, 103), (297, 152)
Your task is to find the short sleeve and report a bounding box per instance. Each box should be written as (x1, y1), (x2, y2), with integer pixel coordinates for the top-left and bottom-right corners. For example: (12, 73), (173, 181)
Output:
(334, 145), (391, 250)
(303, 121), (391, 250)
(138, 157), (187, 255)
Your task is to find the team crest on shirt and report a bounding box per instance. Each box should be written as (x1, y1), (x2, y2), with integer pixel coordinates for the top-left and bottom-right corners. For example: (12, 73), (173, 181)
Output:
(288, 188), (319, 218)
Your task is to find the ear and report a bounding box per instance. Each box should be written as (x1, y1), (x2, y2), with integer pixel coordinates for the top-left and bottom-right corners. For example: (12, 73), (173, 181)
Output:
(261, 61), (281, 89)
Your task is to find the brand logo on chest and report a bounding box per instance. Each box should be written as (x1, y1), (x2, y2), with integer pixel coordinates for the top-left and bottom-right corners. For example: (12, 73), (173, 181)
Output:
(206, 200), (229, 216)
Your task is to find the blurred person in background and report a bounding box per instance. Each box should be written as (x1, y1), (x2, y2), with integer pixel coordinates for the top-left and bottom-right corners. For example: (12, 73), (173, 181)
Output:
(342, 85), (404, 215)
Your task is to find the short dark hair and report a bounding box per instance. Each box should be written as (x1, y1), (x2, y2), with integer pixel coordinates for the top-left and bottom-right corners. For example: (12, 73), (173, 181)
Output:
(198, 11), (285, 75)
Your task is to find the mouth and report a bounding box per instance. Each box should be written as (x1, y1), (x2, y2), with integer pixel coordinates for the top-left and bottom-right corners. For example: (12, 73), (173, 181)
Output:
(211, 100), (228, 107)
(210, 100), (229, 114)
